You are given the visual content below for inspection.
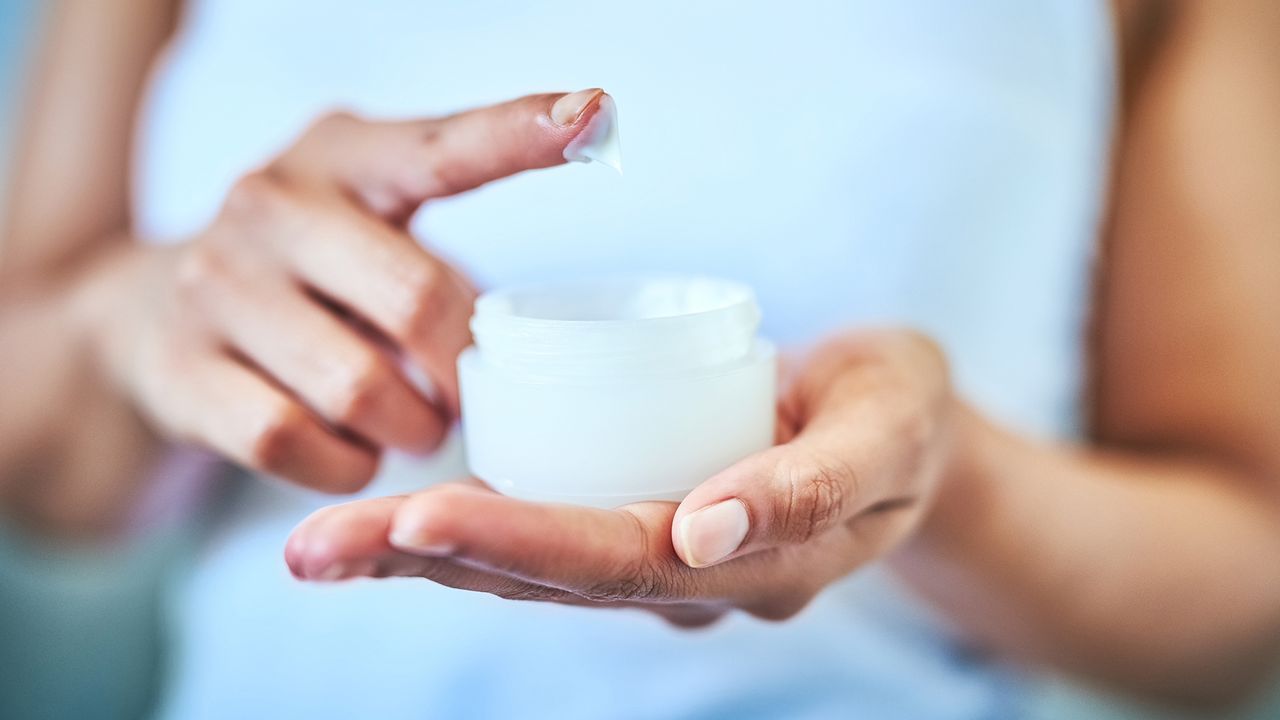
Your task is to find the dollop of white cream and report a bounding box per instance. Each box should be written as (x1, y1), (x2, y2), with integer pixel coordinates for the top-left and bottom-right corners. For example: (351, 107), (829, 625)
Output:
(563, 94), (622, 174)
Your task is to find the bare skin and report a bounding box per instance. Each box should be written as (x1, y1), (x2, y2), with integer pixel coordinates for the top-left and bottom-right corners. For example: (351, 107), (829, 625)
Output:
(0, 5), (613, 529)
(2, 0), (1277, 711)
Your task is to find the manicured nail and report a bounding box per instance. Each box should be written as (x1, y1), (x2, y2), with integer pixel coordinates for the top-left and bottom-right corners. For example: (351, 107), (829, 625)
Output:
(678, 499), (750, 568)
(562, 92), (622, 173)
(389, 526), (454, 556)
(551, 88), (603, 126)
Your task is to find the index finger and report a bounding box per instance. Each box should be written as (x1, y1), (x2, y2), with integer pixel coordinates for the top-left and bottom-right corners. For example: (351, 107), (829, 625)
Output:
(385, 484), (772, 604)
(278, 89), (614, 220)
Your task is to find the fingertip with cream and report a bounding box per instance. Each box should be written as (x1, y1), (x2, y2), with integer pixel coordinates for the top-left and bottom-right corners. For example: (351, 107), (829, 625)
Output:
(553, 88), (623, 174)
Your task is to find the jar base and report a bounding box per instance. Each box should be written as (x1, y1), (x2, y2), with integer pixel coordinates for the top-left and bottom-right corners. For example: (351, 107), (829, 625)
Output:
(485, 484), (695, 509)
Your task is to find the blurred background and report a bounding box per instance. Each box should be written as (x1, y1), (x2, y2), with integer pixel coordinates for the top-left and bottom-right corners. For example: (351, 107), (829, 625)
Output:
(1, 3), (1278, 719)
(1, 5), (171, 719)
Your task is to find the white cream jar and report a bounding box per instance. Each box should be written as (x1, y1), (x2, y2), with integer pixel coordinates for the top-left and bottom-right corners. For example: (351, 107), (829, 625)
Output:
(458, 276), (776, 507)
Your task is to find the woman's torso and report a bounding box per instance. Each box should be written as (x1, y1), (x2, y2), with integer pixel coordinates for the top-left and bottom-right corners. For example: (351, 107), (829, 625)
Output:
(138, 2), (1113, 717)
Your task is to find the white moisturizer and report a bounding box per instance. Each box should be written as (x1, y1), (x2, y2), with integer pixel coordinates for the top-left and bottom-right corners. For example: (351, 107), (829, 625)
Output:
(458, 276), (776, 507)
(563, 93), (623, 173)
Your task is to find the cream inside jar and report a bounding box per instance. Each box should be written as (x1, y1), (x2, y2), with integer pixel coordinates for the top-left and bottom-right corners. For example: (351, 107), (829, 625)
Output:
(458, 275), (776, 507)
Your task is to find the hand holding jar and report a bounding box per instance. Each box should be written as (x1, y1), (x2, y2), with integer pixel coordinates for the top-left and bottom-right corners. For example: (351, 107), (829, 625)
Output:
(286, 329), (954, 627)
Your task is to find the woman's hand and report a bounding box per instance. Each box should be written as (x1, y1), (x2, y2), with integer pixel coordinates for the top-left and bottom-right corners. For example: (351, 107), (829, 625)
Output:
(83, 90), (613, 493)
(286, 329), (957, 626)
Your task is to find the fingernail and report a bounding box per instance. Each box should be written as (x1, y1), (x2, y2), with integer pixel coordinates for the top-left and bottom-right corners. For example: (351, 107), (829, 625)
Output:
(551, 88), (603, 126)
(389, 526), (454, 556)
(678, 499), (750, 568)
(562, 92), (622, 173)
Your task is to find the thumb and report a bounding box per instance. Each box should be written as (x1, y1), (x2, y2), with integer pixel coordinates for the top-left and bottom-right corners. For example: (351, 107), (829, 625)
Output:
(276, 89), (616, 220)
(671, 438), (864, 568)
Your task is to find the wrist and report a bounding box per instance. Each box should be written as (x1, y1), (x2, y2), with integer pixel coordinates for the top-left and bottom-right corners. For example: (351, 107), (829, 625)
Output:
(915, 400), (1001, 549)
(68, 240), (164, 391)
(0, 240), (166, 534)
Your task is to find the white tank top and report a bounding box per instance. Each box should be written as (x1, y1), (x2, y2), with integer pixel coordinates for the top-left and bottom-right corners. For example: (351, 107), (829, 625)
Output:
(138, 2), (1114, 717)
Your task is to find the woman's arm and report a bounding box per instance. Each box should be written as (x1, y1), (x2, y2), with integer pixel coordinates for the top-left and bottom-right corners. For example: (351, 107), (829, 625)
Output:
(897, 0), (1280, 706)
(2, 0), (178, 276)
(0, 0), (179, 533)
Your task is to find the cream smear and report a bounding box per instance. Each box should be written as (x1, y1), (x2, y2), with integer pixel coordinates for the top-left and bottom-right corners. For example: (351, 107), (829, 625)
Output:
(563, 94), (622, 174)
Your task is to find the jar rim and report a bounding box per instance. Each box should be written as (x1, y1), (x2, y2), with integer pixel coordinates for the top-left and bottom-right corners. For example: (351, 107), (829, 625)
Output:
(469, 275), (763, 377)
(472, 274), (756, 326)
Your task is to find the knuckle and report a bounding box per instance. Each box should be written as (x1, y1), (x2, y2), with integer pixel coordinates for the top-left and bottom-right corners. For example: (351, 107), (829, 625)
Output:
(304, 109), (363, 142)
(222, 172), (288, 222)
(580, 514), (681, 602)
(776, 453), (851, 544)
(390, 262), (448, 340)
(393, 125), (446, 198)
(248, 402), (306, 472)
(902, 328), (946, 366)
(174, 243), (229, 302)
(417, 122), (442, 147)
(398, 488), (466, 547)
(329, 354), (390, 427)
(580, 560), (668, 602)
(324, 459), (378, 494)
(393, 164), (440, 205)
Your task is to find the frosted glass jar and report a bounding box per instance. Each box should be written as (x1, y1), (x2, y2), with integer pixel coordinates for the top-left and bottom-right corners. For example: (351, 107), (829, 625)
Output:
(458, 276), (776, 508)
